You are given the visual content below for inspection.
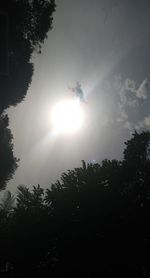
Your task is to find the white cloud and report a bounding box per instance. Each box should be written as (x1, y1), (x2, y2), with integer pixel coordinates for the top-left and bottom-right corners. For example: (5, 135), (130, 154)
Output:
(134, 115), (150, 130)
(104, 76), (149, 131)
(116, 76), (148, 100)
(136, 78), (148, 99)
(124, 121), (132, 130)
(144, 115), (150, 126)
(124, 78), (136, 93)
(135, 121), (144, 131)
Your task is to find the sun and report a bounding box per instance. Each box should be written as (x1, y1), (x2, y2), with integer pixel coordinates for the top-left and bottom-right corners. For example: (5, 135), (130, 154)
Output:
(50, 99), (84, 134)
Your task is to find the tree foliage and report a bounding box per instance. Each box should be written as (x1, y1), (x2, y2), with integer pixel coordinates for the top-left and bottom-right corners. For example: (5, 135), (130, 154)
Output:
(0, 131), (150, 276)
(0, 0), (56, 111)
(15, 0), (56, 51)
(0, 190), (14, 213)
(0, 115), (18, 190)
(0, 0), (56, 189)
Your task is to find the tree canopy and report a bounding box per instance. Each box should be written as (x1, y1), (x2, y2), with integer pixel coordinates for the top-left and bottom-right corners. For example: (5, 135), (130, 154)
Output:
(0, 0), (56, 111)
(0, 115), (18, 190)
(0, 0), (56, 189)
(0, 131), (150, 276)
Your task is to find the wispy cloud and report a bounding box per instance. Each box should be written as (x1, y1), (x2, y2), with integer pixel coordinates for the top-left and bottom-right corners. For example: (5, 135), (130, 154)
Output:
(124, 121), (132, 130)
(103, 75), (150, 132)
(144, 115), (150, 126)
(135, 115), (150, 130)
(136, 78), (148, 99)
(114, 76), (148, 100)
(124, 78), (136, 93)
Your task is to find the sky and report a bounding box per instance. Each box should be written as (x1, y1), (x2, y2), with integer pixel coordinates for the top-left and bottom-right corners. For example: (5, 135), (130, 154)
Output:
(6, 0), (150, 192)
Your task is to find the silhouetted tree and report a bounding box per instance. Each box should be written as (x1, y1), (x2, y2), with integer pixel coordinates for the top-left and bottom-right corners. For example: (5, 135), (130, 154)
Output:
(11, 185), (54, 274)
(0, 115), (18, 190)
(0, 0), (56, 189)
(0, 131), (150, 276)
(0, 0), (56, 111)
(0, 190), (14, 215)
(15, 184), (45, 219)
(15, 0), (56, 51)
(44, 131), (150, 276)
(121, 131), (150, 225)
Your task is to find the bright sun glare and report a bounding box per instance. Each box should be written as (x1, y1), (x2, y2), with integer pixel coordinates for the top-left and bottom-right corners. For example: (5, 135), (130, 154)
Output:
(51, 99), (84, 134)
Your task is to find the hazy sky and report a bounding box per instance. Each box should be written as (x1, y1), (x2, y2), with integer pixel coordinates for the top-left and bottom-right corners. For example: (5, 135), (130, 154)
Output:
(7, 0), (150, 192)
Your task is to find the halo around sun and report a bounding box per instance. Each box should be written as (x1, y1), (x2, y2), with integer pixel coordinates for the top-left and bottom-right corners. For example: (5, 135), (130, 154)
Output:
(50, 99), (84, 134)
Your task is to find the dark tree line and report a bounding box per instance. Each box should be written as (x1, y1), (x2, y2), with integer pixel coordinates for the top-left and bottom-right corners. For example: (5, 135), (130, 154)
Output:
(0, 0), (56, 190)
(0, 115), (18, 189)
(0, 131), (150, 277)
